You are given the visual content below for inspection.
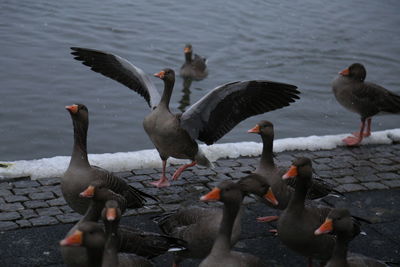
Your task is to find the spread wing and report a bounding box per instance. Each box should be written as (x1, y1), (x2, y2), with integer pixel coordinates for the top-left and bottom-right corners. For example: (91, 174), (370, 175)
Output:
(180, 80), (300, 145)
(70, 47), (160, 109)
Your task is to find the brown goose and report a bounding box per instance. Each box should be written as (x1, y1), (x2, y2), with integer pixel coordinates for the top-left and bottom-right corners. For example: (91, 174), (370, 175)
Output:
(179, 44), (208, 81)
(153, 205), (242, 266)
(62, 103), (157, 214)
(70, 47), (300, 187)
(275, 157), (335, 266)
(238, 120), (340, 213)
(315, 208), (388, 267)
(199, 180), (266, 267)
(332, 63), (400, 146)
(101, 200), (154, 267)
(60, 186), (127, 267)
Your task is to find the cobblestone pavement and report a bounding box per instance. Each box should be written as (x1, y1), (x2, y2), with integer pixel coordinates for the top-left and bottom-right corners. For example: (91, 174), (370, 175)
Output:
(1, 143), (400, 231)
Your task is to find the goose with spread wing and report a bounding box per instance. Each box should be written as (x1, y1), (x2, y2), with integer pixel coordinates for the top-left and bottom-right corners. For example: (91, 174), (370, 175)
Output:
(70, 47), (300, 187)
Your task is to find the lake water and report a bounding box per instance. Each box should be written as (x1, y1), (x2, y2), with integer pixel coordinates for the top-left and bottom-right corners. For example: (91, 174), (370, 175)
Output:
(1, 0), (400, 161)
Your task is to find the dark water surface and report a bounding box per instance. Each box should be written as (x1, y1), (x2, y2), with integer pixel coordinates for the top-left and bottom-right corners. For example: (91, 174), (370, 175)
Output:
(1, 0), (400, 160)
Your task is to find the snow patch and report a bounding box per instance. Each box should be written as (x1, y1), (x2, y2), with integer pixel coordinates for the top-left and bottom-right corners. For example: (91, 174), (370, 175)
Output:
(1, 128), (399, 180)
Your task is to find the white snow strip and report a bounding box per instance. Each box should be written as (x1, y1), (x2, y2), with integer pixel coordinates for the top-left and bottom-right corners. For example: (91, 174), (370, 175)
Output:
(1, 128), (399, 180)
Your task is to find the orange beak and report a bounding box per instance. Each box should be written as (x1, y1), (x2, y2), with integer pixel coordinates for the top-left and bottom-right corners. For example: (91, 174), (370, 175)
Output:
(200, 187), (221, 201)
(314, 218), (333, 235)
(282, 165), (298, 180)
(65, 104), (78, 114)
(79, 185), (95, 198)
(106, 207), (117, 221)
(59, 230), (83, 246)
(154, 70), (165, 79)
(247, 124), (261, 134)
(264, 188), (279, 206)
(339, 68), (350, 76)
(184, 47), (191, 53)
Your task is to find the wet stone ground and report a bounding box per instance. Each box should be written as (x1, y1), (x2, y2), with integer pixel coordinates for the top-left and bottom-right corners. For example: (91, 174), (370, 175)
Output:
(0, 143), (399, 266)
(0, 143), (399, 230)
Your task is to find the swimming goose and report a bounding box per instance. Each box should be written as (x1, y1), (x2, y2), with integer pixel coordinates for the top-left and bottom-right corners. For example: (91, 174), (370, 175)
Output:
(179, 44), (208, 81)
(62, 103), (157, 214)
(199, 180), (266, 267)
(315, 208), (388, 267)
(70, 47), (300, 187)
(332, 63), (400, 146)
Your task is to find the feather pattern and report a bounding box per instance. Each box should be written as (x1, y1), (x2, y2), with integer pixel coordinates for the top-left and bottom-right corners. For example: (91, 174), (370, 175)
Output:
(181, 80), (300, 144)
(71, 47), (161, 109)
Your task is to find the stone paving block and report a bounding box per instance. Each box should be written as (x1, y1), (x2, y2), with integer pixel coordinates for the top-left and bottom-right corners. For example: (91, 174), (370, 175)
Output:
(216, 159), (240, 167)
(373, 164), (400, 172)
(0, 202), (24, 212)
(210, 173), (231, 181)
(382, 180), (400, 188)
(29, 216), (58, 226)
(132, 168), (158, 175)
(357, 174), (380, 182)
(313, 157), (332, 164)
(377, 172), (400, 180)
(13, 187), (41, 195)
(19, 209), (38, 219)
(334, 176), (358, 184)
(233, 166), (255, 173)
(24, 200), (49, 209)
(4, 195), (29, 203)
(0, 189), (12, 197)
(330, 168), (355, 178)
(39, 185), (60, 192)
(0, 221), (18, 231)
(361, 182), (389, 190)
(184, 175), (210, 184)
(313, 163), (332, 171)
(212, 166), (234, 174)
(0, 182), (12, 190)
(46, 197), (67, 206)
(336, 183), (367, 193)
(0, 197), (4, 204)
(28, 192), (54, 200)
(158, 194), (183, 204)
(53, 188), (63, 197)
(370, 158), (394, 165)
(328, 161), (353, 169)
(56, 213), (81, 224)
(192, 168), (217, 176)
(352, 160), (375, 167)
(36, 207), (63, 217)
(228, 172), (249, 179)
(59, 205), (74, 213)
(128, 182), (144, 189)
(16, 219), (32, 228)
(13, 180), (40, 188)
(0, 211), (21, 221)
(38, 177), (60, 186)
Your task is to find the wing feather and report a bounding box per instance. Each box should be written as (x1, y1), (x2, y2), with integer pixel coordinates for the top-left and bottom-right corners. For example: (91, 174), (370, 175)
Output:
(181, 80), (300, 144)
(70, 47), (160, 109)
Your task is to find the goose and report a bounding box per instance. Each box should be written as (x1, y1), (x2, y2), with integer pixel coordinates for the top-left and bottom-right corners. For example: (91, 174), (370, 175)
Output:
(60, 186), (127, 267)
(153, 205), (242, 266)
(199, 180), (266, 267)
(275, 157), (335, 266)
(332, 63), (400, 146)
(70, 47), (300, 187)
(62, 103), (157, 215)
(315, 208), (388, 267)
(238, 120), (340, 218)
(179, 44), (208, 81)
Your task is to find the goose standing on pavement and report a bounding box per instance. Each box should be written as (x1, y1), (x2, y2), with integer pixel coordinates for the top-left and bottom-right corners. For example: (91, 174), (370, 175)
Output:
(199, 180), (266, 267)
(179, 44), (208, 81)
(70, 47), (300, 187)
(332, 63), (400, 146)
(62, 103), (157, 214)
(315, 208), (388, 267)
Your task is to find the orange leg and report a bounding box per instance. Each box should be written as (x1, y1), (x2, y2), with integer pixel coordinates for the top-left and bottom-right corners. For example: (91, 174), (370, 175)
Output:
(352, 118), (372, 137)
(172, 161), (197, 180)
(150, 160), (171, 187)
(257, 215), (279, 223)
(343, 118), (367, 146)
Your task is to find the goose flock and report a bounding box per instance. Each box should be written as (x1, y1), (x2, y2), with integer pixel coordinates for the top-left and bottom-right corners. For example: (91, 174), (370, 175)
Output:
(57, 45), (399, 266)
